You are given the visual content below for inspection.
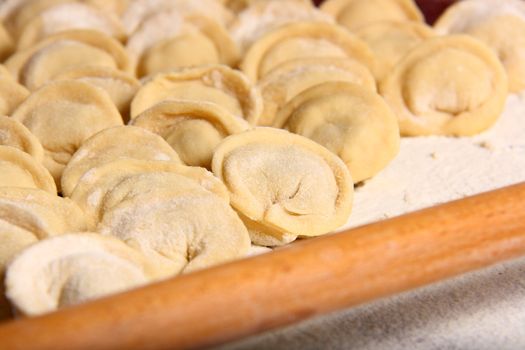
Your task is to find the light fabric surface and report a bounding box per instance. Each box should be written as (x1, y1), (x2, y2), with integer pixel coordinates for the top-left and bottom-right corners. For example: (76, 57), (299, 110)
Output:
(218, 255), (525, 350)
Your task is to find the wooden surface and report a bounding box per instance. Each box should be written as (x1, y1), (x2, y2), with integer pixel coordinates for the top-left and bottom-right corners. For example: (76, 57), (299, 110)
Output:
(0, 182), (525, 350)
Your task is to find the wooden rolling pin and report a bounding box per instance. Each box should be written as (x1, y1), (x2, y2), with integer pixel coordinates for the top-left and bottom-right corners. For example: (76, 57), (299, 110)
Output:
(1, 182), (525, 350)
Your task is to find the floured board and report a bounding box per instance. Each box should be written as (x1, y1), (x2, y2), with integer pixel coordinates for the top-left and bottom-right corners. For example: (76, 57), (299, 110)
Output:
(340, 92), (525, 231)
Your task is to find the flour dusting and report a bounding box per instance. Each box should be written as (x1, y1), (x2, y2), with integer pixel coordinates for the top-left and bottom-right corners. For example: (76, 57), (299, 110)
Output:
(339, 92), (525, 230)
(41, 3), (118, 37)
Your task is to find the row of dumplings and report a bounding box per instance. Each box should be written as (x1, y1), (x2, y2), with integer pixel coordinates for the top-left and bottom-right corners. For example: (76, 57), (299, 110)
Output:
(0, 64), (354, 316)
(0, 117), (351, 316)
(0, 0), (521, 133)
(0, 0), (523, 317)
(0, 0), (521, 84)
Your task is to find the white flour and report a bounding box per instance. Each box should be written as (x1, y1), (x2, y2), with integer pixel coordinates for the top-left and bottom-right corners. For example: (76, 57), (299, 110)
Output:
(229, 1), (333, 52)
(340, 91), (525, 230)
(40, 3), (118, 37)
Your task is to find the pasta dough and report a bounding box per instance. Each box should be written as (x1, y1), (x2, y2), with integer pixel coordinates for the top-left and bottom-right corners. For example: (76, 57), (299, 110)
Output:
(0, 116), (44, 162)
(19, 40), (116, 90)
(433, 0), (525, 35)
(12, 80), (123, 187)
(130, 65), (262, 124)
(463, 16), (525, 93)
(274, 82), (400, 183)
(0, 220), (37, 319)
(4, 0), (73, 38)
(70, 159), (228, 226)
(126, 11), (238, 77)
(5, 233), (156, 315)
(0, 22), (13, 61)
(5, 29), (132, 89)
(0, 78), (29, 117)
(131, 100), (249, 168)
(356, 21), (435, 82)
(121, 0), (233, 35)
(240, 21), (376, 81)
(0, 146), (56, 193)
(0, 221), (37, 276)
(257, 57), (376, 126)
(0, 187), (90, 239)
(0, 186), (89, 315)
(221, 0), (312, 14)
(85, 0), (129, 16)
(380, 35), (508, 136)
(16, 2), (126, 49)
(229, 0), (333, 53)
(99, 173), (250, 276)
(321, 0), (423, 30)
(61, 125), (181, 197)
(0, 64), (11, 77)
(212, 128), (353, 246)
(52, 66), (140, 122)
(435, 0), (525, 93)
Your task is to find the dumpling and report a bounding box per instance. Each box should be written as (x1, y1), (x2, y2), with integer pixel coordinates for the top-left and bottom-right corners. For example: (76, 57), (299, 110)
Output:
(70, 159), (228, 226)
(12, 80), (123, 187)
(435, 0), (525, 93)
(0, 222), (37, 291)
(0, 222), (36, 275)
(52, 66), (140, 122)
(380, 35), (508, 136)
(10, 0), (125, 37)
(126, 11), (238, 77)
(5, 233), (156, 316)
(221, 0), (312, 14)
(0, 0), (24, 21)
(240, 21), (376, 82)
(0, 186), (89, 315)
(0, 220), (36, 319)
(20, 41), (115, 90)
(84, 0), (130, 16)
(212, 128), (353, 246)
(321, 0), (423, 30)
(130, 65), (262, 124)
(4, 0), (87, 39)
(16, 2), (126, 50)
(5, 29), (132, 90)
(0, 64), (11, 77)
(61, 125), (181, 197)
(0, 116), (44, 162)
(257, 57), (376, 126)
(0, 22), (14, 61)
(0, 187), (91, 239)
(356, 21), (435, 82)
(274, 82), (400, 183)
(229, 0), (333, 53)
(0, 77), (29, 116)
(433, 0), (525, 34)
(131, 100), (250, 168)
(462, 16), (525, 93)
(98, 172), (250, 276)
(121, 0), (233, 35)
(0, 146), (56, 193)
